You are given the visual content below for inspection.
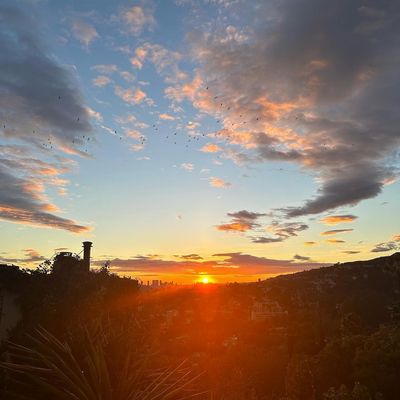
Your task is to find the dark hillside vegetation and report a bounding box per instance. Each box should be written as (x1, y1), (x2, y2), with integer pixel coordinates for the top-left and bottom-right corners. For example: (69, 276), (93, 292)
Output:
(0, 252), (399, 399)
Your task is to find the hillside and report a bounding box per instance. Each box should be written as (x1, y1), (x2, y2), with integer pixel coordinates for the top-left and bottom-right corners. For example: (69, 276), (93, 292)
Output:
(262, 252), (400, 331)
(1, 252), (400, 399)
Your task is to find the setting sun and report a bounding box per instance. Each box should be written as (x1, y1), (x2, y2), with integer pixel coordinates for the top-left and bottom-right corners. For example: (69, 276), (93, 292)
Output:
(200, 276), (210, 284)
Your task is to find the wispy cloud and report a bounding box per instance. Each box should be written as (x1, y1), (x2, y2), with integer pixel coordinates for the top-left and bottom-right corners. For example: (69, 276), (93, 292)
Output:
(119, 5), (155, 36)
(180, 163), (194, 172)
(115, 86), (147, 104)
(217, 221), (254, 233)
(71, 20), (99, 48)
(321, 214), (358, 226)
(92, 75), (113, 87)
(91, 64), (119, 74)
(371, 234), (400, 253)
(159, 113), (175, 121)
(0, 248), (46, 265)
(321, 229), (354, 236)
(325, 239), (346, 244)
(209, 177), (232, 188)
(293, 254), (311, 262)
(251, 221), (309, 244)
(201, 143), (221, 153)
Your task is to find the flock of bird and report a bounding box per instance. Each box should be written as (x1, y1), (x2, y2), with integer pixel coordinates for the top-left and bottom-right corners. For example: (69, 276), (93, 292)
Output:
(2, 87), (263, 155)
(3, 86), (353, 158)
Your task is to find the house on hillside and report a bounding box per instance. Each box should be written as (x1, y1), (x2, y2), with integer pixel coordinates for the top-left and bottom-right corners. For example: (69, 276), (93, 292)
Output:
(52, 241), (93, 273)
(250, 299), (287, 321)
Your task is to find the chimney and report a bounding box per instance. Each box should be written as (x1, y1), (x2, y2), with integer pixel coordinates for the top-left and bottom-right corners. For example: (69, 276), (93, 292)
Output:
(82, 241), (92, 272)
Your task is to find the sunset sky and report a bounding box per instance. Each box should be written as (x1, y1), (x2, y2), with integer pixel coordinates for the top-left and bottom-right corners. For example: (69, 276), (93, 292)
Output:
(0, 0), (399, 283)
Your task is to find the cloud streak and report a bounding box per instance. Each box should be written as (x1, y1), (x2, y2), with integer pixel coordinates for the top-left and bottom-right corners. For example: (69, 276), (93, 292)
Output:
(321, 229), (354, 236)
(71, 20), (99, 48)
(321, 214), (358, 225)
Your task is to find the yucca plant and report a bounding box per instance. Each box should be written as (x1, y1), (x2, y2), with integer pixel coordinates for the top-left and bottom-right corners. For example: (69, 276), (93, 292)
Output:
(1, 324), (208, 400)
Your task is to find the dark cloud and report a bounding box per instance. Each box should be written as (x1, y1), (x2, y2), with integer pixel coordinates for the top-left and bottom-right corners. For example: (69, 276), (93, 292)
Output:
(251, 237), (283, 244)
(0, 6), (93, 232)
(184, 0), (400, 217)
(342, 251), (360, 254)
(269, 221), (309, 238)
(251, 221), (309, 244)
(216, 209), (267, 233)
(293, 254), (311, 262)
(283, 164), (388, 217)
(371, 241), (398, 253)
(0, 6), (92, 148)
(217, 209), (308, 244)
(227, 210), (267, 221)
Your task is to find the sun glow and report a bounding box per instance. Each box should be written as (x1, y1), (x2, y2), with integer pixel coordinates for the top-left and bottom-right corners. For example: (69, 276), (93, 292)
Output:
(200, 276), (210, 284)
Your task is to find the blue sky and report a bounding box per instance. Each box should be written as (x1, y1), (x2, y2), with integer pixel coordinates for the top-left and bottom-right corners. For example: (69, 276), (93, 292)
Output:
(0, 0), (399, 283)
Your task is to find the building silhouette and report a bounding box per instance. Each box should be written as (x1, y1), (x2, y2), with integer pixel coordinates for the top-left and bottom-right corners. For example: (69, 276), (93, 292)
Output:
(52, 241), (93, 274)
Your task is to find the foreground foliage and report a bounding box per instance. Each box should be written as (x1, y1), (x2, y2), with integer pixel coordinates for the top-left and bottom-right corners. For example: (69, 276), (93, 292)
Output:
(1, 323), (207, 400)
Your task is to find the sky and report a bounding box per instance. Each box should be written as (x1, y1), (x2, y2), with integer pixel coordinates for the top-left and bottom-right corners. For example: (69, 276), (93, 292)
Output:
(0, 0), (399, 284)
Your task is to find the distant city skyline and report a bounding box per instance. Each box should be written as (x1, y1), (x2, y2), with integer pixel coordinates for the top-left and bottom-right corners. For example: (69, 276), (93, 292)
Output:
(0, 0), (399, 283)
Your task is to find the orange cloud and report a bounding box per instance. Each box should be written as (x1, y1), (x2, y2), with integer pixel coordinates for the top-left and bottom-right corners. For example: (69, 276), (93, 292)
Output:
(321, 229), (354, 236)
(201, 143), (221, 153)
(115, 86), (147, 104)
(216, 221), (252, 232)
(159, 113), (175, 121)
(165, 75), (203, 103)
(124, 129), (142, 140)
(92, 75), (112, 87)
(209, 177), (232, 189)
(304, 241), (317, 246)
(325, 239), (346, 244)
(255, 96), (297, 121)
(38, 167), (60, 176)
(321, 214), (358, 225)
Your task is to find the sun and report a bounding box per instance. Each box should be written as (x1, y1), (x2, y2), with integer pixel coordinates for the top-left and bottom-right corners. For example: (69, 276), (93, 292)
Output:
(200, 276), (210, 284)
